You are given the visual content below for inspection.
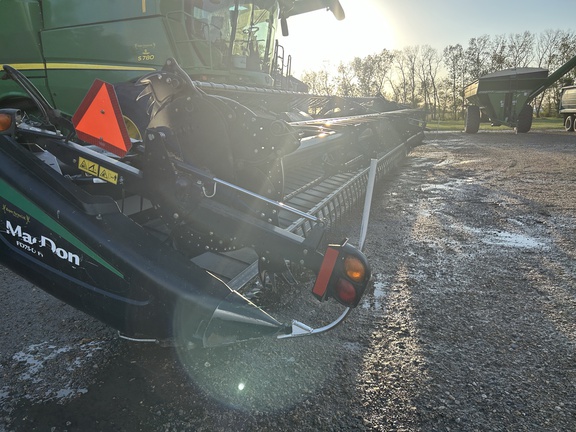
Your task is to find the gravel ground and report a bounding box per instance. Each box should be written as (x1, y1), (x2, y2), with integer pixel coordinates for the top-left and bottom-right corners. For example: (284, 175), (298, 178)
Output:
(1, 129), (575, 431)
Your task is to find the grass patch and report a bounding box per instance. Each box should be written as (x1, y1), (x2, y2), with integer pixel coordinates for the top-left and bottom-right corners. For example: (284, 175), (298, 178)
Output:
(426, 117), (563, 132)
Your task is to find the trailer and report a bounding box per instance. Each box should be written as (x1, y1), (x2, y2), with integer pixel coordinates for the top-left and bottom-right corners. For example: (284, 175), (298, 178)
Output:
(464, 54), (576, 133)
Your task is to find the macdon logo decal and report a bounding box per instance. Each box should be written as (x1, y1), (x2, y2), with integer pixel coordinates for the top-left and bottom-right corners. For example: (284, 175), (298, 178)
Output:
(5, 220), (81, 266)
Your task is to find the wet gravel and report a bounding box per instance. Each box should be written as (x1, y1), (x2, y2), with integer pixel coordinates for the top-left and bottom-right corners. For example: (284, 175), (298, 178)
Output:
(1, 129), (575, 431)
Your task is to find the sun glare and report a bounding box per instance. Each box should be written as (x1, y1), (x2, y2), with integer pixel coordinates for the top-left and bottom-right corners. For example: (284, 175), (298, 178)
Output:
(278, 0), (396, 75)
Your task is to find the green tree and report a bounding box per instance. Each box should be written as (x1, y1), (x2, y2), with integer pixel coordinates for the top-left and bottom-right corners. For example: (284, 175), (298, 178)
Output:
(350, 49), (394, 97)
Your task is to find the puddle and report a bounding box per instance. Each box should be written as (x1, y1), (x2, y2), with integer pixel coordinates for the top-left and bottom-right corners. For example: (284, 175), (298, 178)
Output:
(362, 273), (388, 310)
(9, 341), (105, 403)
(420, 178), (474, 195)
(464, 227), (548, 249)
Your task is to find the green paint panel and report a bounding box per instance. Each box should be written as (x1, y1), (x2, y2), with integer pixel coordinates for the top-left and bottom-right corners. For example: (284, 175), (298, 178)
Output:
(41, 0), (160, 28)
(0, 0), (44, 64)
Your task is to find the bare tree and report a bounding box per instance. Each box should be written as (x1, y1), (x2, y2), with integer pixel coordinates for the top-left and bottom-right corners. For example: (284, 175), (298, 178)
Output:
(416, 45), (442, 119)
(535, 29), (565, 69)
(388, 49), (408, 104)
(297, 28), (576, 121)
(404, 46), (420, 107)
(335, 61), (357, 97)
(555, 30), (576, 84)
(505, 31), (535, 68)
(489, 34), (507, 72)
(464, 34), (492, 81)
(390, 47), (418, 105)
(301, 68), (335, 96)
(437, 77), (453, 120)
(534, 29), (565, 116)
(443, 44), (465, 119)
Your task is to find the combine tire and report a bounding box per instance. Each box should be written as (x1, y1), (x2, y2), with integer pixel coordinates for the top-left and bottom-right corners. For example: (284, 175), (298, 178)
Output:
(465, 105), (480, 134)
(564, 115), (575, 132)
(515, 104), (533, 134)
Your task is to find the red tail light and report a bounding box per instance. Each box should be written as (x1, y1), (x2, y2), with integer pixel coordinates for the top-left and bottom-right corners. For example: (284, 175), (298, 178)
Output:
(312, 241), (371, 308)
(334, 278), (357, 305)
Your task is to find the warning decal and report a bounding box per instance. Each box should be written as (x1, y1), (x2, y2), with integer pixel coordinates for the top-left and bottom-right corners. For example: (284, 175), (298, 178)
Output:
(78, 157), (119, 184)
(98, 167), (119, 184)
(78, 157), (99, 176)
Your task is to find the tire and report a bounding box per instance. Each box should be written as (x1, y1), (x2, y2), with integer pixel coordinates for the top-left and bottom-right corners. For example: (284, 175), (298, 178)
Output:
(515, 104), (533, 134)
(114, 81), (151, 141)
(564, 115), (575, 132)
(465, 105), (480, 134)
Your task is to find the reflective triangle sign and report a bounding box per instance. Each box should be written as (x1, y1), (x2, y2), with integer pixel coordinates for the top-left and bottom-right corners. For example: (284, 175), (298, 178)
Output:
(72, 79), (131, 158)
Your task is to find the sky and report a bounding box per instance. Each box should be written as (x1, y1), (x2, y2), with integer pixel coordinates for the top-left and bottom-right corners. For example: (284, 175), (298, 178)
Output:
(278, 0), (575, 77)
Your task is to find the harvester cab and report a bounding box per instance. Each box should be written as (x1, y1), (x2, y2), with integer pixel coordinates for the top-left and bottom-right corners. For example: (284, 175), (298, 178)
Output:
(176, 0), (346, 81)
(181, 0), (280, 77)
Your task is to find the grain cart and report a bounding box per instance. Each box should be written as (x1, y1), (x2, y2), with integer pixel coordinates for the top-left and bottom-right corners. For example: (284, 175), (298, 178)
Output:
(0, 0), (426, 347)
(464, 54), (576, 133)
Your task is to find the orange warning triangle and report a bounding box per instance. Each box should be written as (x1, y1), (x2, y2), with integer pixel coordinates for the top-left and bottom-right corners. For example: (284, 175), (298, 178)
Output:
(72, 79), (131, 158)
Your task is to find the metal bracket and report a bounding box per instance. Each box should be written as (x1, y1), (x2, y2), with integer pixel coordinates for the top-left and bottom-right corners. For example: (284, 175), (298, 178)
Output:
(277, 307), (352, 339)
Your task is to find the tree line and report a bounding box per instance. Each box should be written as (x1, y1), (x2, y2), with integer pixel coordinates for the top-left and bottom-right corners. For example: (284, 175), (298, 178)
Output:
(299, 29), (576, 120)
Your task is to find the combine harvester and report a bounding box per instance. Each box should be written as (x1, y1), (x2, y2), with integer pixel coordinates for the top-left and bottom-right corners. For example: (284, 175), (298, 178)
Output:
(0, 0), (425, 348)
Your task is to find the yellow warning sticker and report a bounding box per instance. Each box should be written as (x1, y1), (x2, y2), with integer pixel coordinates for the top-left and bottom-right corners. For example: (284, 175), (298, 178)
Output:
(78, 157), (119, 184)
(98, 167), (119, 184)
(78, 157), (99, 176)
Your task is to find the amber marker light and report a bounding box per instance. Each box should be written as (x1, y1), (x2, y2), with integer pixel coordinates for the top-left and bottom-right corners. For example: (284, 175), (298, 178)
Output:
(344, 255), (366, 283)
(0, 113), (12, 132)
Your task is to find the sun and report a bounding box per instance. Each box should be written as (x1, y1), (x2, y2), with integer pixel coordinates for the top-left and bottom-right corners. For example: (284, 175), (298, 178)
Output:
(277, 0), (396, 76)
